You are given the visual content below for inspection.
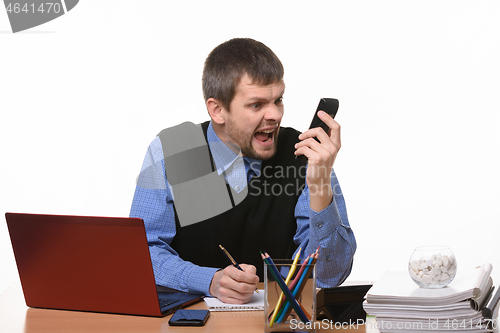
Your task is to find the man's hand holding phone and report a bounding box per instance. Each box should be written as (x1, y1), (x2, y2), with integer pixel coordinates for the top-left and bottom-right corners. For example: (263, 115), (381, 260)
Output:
(294, 98), (341, 212)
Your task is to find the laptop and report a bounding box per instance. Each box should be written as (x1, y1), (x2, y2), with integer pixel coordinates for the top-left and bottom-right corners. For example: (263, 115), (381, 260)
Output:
(5, 212), (204, 317)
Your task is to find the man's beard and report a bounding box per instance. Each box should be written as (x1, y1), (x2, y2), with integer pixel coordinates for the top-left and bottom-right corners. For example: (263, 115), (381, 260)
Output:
(241, 139), (278, 160)
(224, 118), (279, 161)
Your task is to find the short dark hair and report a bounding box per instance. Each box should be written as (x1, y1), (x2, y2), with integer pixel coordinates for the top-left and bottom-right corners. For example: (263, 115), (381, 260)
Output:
(202, 38), (284, 110)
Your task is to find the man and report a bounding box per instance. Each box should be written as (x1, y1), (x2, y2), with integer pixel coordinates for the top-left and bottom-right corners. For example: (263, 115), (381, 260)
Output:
(130, 38), (356, 304)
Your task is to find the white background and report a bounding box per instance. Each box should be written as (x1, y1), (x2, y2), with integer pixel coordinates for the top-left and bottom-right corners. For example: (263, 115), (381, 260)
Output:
(1, 1), (499, 296)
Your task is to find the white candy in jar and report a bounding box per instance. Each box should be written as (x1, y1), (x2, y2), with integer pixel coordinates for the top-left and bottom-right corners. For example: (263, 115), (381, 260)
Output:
(409, 253), (456, 287)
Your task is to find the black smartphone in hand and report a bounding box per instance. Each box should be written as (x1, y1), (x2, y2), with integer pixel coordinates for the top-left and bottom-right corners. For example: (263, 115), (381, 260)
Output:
(168, 309), (210, 326)
(297, 98), (339, 163)
(308, 98), (339, 141)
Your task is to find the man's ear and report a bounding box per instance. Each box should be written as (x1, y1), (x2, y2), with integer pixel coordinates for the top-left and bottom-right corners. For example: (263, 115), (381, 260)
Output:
(206, 98), (225, 125)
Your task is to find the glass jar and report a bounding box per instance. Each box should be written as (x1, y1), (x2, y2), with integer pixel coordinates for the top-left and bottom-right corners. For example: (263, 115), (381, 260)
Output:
(408, 245), (457, 288)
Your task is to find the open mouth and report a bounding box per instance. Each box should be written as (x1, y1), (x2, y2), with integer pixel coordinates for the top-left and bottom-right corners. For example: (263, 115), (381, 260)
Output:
(253, 127), (276, 143)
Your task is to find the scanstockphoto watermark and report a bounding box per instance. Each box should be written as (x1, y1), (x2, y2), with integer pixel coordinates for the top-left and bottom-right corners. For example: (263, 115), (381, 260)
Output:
(290, 318), (366, 330)
(248, 163), (342, 197)
(290, 318), (497, 331)
(248, 162), (335, 180)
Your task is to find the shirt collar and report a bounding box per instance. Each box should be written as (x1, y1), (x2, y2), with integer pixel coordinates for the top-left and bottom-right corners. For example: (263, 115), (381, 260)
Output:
(207, 122), (262, 176)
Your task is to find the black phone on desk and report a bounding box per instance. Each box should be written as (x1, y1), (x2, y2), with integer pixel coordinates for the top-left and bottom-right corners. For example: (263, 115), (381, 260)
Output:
(168, 309), (210, 326)
(297, 98), (339, 164)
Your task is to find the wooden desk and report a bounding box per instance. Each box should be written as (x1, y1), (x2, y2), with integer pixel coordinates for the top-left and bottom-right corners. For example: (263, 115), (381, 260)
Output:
(0, 281), (377, 332)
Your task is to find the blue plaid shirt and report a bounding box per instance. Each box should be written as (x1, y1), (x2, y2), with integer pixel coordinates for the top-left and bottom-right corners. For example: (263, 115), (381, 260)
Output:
(130, 122), (356, 296)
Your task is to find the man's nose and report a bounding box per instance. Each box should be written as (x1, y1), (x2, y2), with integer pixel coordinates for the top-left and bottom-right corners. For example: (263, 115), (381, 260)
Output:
(264, 103), (283, 122)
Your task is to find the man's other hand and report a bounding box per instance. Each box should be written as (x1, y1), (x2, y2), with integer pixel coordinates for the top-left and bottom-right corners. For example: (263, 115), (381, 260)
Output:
(209, 264), (259, 304)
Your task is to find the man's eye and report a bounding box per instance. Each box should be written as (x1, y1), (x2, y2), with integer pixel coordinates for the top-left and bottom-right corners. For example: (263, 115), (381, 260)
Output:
(275, 97), (284, 104)
(251, 103), (261, 109)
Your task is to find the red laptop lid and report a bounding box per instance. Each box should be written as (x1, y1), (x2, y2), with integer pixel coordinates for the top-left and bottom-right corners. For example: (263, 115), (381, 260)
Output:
(5, 213), (163, 317)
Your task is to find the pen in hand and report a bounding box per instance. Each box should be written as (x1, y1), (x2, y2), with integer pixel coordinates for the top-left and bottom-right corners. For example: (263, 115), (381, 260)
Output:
(219, 245), (259, 294)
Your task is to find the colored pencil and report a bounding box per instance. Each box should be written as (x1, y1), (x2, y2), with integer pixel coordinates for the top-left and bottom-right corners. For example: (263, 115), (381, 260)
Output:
(261, 252), (310, 324)
(269, 248), (302, 327)
(276, 250), (318, 323)
(271, 253), (312, 323)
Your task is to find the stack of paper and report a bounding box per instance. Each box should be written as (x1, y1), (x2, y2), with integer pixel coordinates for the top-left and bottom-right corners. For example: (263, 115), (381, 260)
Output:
(363, 264), (497, 333)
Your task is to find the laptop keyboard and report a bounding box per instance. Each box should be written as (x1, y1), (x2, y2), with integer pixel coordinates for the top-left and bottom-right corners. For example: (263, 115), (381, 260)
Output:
(159, 298), (179, 308)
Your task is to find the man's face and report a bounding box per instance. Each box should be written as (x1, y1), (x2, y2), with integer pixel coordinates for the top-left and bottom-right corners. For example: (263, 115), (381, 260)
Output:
(220, 73), (285, 160)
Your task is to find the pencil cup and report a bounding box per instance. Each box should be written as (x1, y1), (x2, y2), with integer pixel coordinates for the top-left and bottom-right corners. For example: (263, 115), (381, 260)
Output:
(264, 259), (317, 333)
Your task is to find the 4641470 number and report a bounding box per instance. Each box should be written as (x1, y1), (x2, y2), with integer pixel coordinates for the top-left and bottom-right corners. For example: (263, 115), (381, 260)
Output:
(6, 2), (62, 14)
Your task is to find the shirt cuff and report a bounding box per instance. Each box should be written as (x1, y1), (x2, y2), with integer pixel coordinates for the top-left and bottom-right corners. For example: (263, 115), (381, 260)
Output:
(308, 198), (342, 245)
(185, 265), (220, 296)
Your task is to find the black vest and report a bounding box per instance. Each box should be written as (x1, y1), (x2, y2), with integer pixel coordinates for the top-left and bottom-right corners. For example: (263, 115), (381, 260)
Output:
(167, 121), (306, 280)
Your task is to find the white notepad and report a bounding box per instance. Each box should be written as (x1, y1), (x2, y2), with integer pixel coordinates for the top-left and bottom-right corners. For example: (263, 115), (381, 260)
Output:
(203, 290), (265, 311)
